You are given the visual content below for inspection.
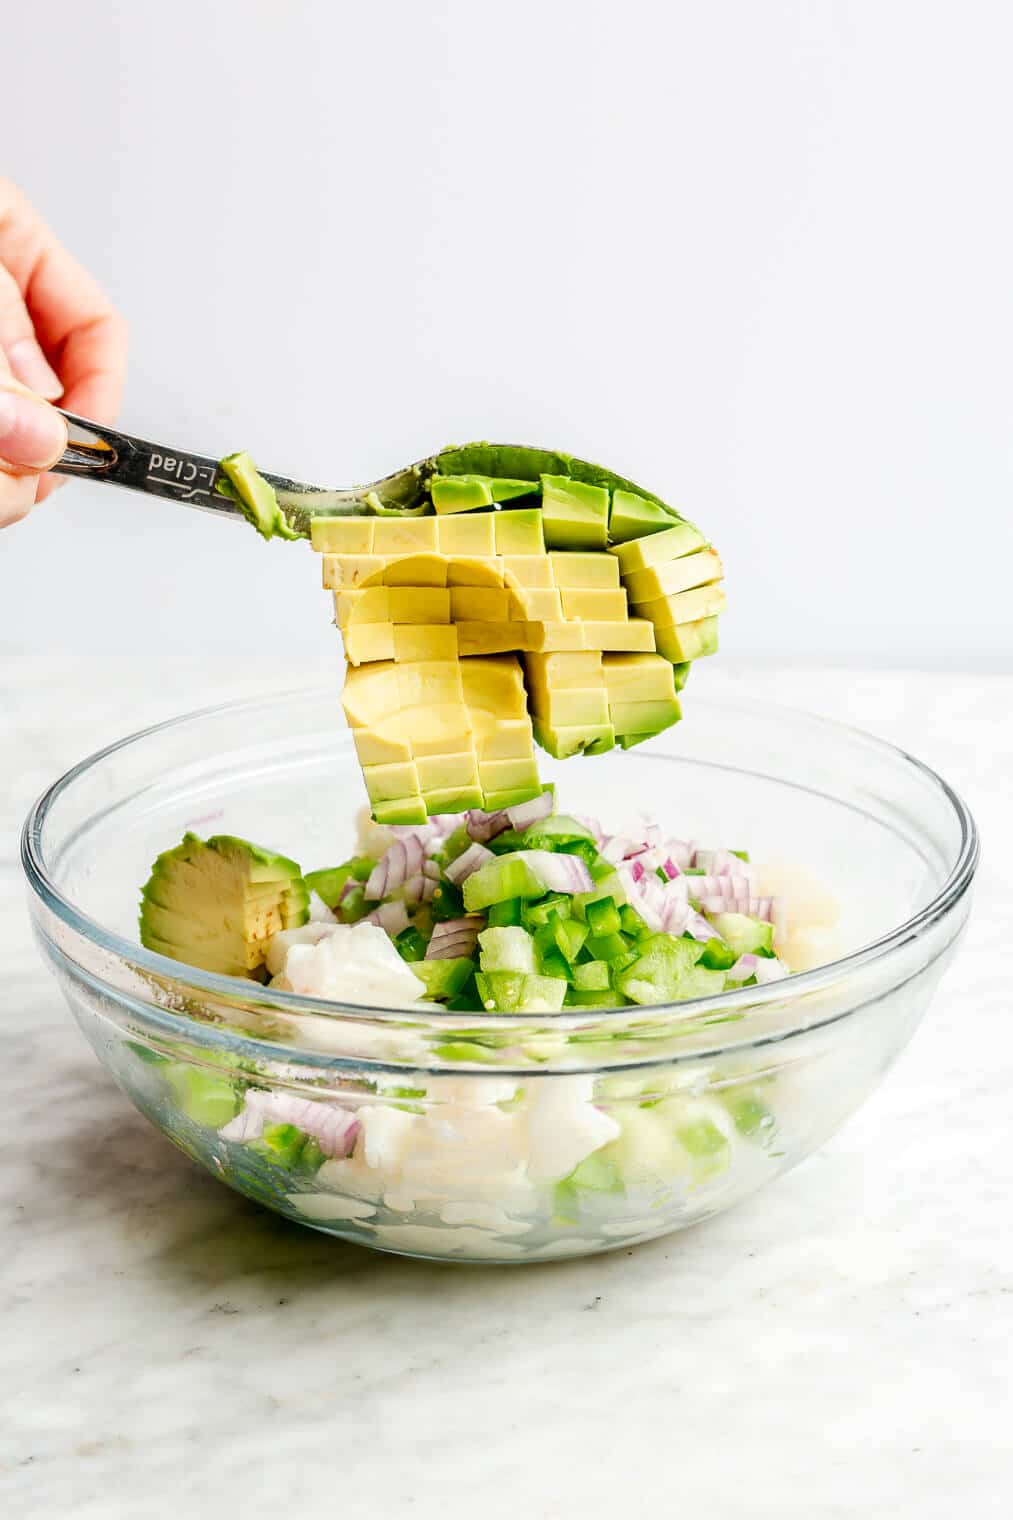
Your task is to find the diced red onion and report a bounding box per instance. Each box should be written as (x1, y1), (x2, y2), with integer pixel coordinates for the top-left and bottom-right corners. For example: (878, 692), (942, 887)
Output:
(364, 835), (426, 900)
(466, 808), (510, 843)
(728, 953), (788, 985)
(423, 859), (441, 880)
(514, 850), (594, 895)
(686, 910), (715, 941)
(366, 900), (409, 935)
(402, 873), (437, 904)
(220, 1090), (359, 1158)
(338, 877), (360, 904)
(505, 790), (554, 830)
(631, 859), (645, 883)
(426, 916), (482, 960)
(444, 841), (494, 886)
(660, 857), (681, 881)
(574, 813), (604, 842)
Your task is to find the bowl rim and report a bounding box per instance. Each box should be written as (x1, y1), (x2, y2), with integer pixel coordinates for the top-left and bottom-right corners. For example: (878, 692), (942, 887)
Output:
(21, 681), (979, 1042)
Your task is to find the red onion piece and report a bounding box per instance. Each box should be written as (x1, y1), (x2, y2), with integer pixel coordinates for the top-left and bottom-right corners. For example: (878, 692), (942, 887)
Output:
(426, 916), (482, 961)
(366, 900), (409, 935)
(465, 808), (510, 843)
(444, 841), (494, 886)
(505, 790), (554, 831)
(513, 850), (594, 895)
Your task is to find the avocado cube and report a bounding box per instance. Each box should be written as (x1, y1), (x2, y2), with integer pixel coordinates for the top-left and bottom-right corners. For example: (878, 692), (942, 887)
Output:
(406, 703), (475, 755)
(495, 509), (545, 555)
(507, 588), (563, 621)
(310, 517), (375, 554)
(372, 518), (439, 555)
(478, 757), (541, 793)
(633, 584), (726, 627)
(583, 620), (656, 652)
(352, 728), (413, 765)
(608, 490), (676, 544)
(343, 624), (396, 664)
(387, 587), (451, 624)
(383, 553), (449, 587)
(533, 719), (615, 758)
(364, 760), (421, 802)
(653, 616), (720, 663)
(459, 653), (528, 710)
(482, 785), (545, 810)
(457, 623), (525, 656)
(476, 718), (536, 759)
(321, 554), (386, 590)
(610, 520), (707, 574)
(525, 651), (604, 693)
(502, 556), (553, 587)
(341, 662), (399, 726)
(450, 587), (510, 622)
(609, 697), (682, 734)
(601, 653), (676, 702)
(430, 475), (495, 513)
(397, 660), (464, 708)
(542, 688), (610, 727)
(559, 588), (629, 621)
(622, 549), (723, 604)
(372, 796), (429, 825)
(548, 552), (621, 588)
(392, 624), (459, 661)
(424, 786), (485, 813)
(436, 512), (497, 556)
(523, 621), (585, 651)
(446, 556), (505, 587)
(335, 587), (390, 626)
(540, 476), (609, 550)
(416, 751), (481, 791)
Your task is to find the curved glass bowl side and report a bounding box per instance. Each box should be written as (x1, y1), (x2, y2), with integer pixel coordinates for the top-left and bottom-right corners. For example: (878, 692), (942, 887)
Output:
(48, 927), (959, 1263)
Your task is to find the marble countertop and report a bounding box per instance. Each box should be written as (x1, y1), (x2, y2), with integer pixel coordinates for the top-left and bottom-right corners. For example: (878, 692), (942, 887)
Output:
(2, 657), (1009, 1519)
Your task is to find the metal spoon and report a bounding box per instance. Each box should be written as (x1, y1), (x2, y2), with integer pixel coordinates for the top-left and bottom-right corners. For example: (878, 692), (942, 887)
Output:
(50, 409), (438, 538)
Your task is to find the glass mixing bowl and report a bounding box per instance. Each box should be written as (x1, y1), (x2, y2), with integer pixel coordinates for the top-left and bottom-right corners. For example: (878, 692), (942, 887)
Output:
(21, 683), (976, 1263)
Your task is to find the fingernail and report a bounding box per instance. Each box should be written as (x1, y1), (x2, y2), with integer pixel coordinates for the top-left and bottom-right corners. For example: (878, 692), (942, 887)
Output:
(7, 338), (63, 400)
(0, 385), (68, 468)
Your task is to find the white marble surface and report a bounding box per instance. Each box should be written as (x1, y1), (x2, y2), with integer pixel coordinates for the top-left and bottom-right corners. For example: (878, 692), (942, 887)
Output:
(2, 657), (1010, 1519)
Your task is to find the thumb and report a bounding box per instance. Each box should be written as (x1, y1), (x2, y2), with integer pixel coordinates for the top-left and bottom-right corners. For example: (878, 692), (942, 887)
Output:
(0, 370), (68, 474)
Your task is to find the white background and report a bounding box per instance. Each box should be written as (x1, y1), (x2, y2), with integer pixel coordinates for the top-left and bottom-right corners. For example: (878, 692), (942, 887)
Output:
(1, 0), (1011, 664)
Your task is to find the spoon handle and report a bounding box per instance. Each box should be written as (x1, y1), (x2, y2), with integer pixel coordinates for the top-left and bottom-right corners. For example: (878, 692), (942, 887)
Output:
(51, 409), (244, 518)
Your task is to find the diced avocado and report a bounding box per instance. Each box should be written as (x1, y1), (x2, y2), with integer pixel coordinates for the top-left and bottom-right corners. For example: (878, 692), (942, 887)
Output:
(548, 553), (620, 588)
(494, 508), (545, 556)
(558, 587), (629, 621)
(371, 796), (429, 825)
(446, 556), (505, 587)
(608, 697), (682, 735)
(310, 517), (374, 554)
(653, 617), (720, 663)
(601, 652), (676, 703)
(536, 688), (610, 727)
(139, 833), (308, 979)
(435, 513), (498, 556)
(608, 489), (677, 543)
(671, 661), (692, 691)
(582, 620), (656, 652)
(372, 517), (439, 555)
(622, 550), (723, 605)
(708, 913), (775, 957)
(430, 475), (494, 513)
(533, 719), (616, 759)
(610, 520), (708, 574)
(540, 475), (609, 550)
(430, 474), (537, 513)
(219, 453), (299, 542)
(503, 555), (554, 586)
(481, 784), (545, 810)
(392, 624), (459, 662)
(321, 554), (386, 590)
(631, 584), (726, 628)
(363, 758), (421, 802)
(383, 552), (448, 587)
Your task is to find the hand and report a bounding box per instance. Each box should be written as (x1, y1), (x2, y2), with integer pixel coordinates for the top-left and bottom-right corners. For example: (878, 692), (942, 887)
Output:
(0, 179), (127, 528)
